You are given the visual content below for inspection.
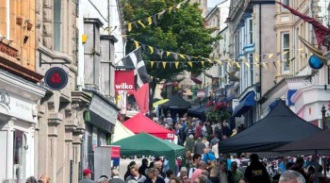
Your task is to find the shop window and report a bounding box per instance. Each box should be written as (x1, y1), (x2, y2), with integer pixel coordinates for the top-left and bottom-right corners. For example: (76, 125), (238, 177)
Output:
(54, 0), (62, 51)
(13, 130), (27, 182)
(281, 32), (290, 72)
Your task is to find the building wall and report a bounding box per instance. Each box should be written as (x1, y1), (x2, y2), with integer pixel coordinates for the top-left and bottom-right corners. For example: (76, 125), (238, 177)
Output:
(35, 0), (83, 182)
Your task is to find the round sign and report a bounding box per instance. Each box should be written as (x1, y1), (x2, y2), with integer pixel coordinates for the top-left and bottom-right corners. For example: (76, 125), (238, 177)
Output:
(308, 55), (324, 70)
(44, 67), (68, 90)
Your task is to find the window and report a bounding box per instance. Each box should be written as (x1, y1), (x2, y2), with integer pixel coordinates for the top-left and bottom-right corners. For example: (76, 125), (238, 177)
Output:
(281, 32), (290, 72)
(281, 0), (289, 12)
(248, 18), (253, 44)
(54, 0), (62, 51)
(13, 130), (27, 181)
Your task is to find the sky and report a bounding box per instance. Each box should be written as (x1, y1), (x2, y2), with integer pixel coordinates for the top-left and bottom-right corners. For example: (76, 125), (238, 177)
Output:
(207, 0), (225, 7)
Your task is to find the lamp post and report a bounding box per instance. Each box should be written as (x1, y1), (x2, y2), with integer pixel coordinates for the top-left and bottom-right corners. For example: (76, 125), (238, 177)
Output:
(321, 105), (328, 130)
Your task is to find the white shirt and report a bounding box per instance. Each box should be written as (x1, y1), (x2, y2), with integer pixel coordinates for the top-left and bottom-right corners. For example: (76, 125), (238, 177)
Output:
(211, 144), (219, 159)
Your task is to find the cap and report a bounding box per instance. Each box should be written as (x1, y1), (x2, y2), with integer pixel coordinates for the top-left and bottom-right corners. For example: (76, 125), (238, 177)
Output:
(83, 169), (93, 176)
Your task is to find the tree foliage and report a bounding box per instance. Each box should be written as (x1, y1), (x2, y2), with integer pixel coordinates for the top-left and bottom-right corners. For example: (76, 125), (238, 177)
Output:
(122, 0), (220, 81)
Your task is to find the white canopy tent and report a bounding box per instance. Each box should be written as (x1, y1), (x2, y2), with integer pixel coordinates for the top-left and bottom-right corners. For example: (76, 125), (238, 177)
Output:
(112, 120), (134, 143)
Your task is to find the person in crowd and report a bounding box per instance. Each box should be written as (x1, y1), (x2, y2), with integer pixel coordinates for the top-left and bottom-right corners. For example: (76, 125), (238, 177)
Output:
(165, 169), (174, 183)
(209, 134), (219, 148)
(279, 170), (305, 183)
(309, 165), (327, 183)
(188, 154), (202, 178)
(177, 124), (186, 146)
(306, 165), (315, 183)
(80, 169), (94, 183)
(244, 154), (270, 183)
(219, 160), (235, 183)
(194, 175), (208, 183)
(154, 159), (166, 179)
(193, 138), (206, 155)
(125, 161), (137, 180)
(202, 148), (216, 163)
(98, 175), (109, 183)
(278, 158), (288, 174)
(195, 122), (202, 139)
(125, 164), (147, 183)
(238, 178), (248, 183)
(231, 161), (243, 183)
(211, 141), (219, 161)
(25, 176), (38, 183)
(139, 158), (149, 176)
(186, 124), (195, 138)
(38, 174), (50, 183)
(145, 167), (165, 183)
(169, 177), (182, 183)
(165, 114), (174, 128)
(201, 170), (212, 183)
(109, 169), (125, 183)
(201, 137), (209, 149)
(209, 166), (219, 183)
(190, 162), (207, 183)
(185, 135), (195, 152)
(226, 154), (232, 170)
(289, 157), (307, 181)
(238, 161), (248, 175)
(177, 167), (189, 183)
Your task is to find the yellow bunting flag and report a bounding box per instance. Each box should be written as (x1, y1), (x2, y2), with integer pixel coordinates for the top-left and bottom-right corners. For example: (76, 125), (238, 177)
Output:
(254, 62), (260, 68)
(283, 51), (289, 55)
(187, 61), (193, 67)
(150, 61), (155, 68)
(227, 60), (232, 67)
(201, 61), (205, 67)
(175, 61), (179, 69)
(216, 60), (222, 65)
(128, 23), (132, 32)
(148, 46), (154, 54)
(166, 51), (171, 57)
(243, 61), (250, 67)
(255, 55), (259, 62)
(176, 1), (183, 9)
(162, 62), (167, 69)
(137, 20), (146, 28)
(235, 62), (241, 68)
(262, 62), (267, 69)
(133, 40), (140, 49)
(168, 6), (174, 13)
(276, 60), (281, 67)
(179, 54), (186, 59)
(147, 16), (152, 25)
(206, 59), (212, 63)
(268, 53), (274, 59)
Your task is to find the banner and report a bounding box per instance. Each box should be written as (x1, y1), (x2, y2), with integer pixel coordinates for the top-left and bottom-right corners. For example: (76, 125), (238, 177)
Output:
(115, 70), (135, 93)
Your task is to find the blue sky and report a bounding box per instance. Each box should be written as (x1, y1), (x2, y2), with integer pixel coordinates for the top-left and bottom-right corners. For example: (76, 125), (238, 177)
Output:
(208, 0), (225, 7)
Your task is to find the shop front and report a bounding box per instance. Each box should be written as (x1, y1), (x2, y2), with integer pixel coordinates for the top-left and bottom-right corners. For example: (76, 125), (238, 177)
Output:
(82, 91), (119, 179)
(0, 70), (45, 182)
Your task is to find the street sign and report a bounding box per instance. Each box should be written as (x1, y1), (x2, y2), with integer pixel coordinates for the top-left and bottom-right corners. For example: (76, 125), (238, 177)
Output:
(44, 67), (68, 90)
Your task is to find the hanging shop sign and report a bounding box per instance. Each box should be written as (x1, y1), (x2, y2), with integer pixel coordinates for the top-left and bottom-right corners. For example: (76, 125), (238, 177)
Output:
(44, 67), (68, 90)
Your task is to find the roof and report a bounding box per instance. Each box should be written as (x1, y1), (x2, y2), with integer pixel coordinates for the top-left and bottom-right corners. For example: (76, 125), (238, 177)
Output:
(123, 113), (174, 139)
(219, 99), (322, 153)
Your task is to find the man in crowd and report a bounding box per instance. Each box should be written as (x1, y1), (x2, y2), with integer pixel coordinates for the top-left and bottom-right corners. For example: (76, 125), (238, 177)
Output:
(188, 154), (202, 178)
(80, 169), (94, 183)
(244, 154), (270, 183)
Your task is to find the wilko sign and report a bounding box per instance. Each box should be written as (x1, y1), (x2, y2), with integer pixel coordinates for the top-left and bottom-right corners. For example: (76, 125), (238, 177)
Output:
(115, 83), (133, 90)
(115, 70), (134, 92)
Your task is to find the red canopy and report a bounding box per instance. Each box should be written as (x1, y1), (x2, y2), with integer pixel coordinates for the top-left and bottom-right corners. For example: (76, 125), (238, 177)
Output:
(123, 113), (174, 140)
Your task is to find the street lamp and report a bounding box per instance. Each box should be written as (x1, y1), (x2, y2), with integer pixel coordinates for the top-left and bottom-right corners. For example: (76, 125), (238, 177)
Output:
(321, 105), (328, 130)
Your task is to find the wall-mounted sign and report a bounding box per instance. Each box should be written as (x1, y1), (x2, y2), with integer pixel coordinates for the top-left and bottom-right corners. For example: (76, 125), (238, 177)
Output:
(114, 70), (134, 93)
(308, 55), (324, 70)
(44, 67), (68, 90)
(0, 42), (18, 58)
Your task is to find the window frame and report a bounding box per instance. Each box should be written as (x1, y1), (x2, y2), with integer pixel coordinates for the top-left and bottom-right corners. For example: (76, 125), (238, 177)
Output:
(281, 32), (290, 72)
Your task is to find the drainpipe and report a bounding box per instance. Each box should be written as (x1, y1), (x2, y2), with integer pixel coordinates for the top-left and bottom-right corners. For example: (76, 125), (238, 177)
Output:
(309, 0), (314, 43)
(258, 3), (262, 121)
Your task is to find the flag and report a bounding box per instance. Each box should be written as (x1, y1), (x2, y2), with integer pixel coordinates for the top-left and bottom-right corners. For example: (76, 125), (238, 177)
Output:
(115, 47), (152, 90)
(133, 83), (149, 114)
(277, 2), (329, 46)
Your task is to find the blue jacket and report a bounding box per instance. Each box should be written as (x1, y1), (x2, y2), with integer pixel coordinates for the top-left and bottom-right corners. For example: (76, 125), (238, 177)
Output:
(202, 152), (216, 162)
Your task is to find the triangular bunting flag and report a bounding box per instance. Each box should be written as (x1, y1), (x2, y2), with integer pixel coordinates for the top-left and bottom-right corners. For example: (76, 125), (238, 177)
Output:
(283, 50), (289, 55)
(166, 51), (171, 57)
(158, 10), (166, 18)
(272, 62), (277, 69)
(269, 53), (274, 59)
(133, 40), (140, 49)
(150, 61), (155, 68)
(179, 54), (186, 59)
(201, 61), (205, 67)
(128, 23), (132, 32)
(262, 62), (267, 69)
(175, 62), (179, 69)
(176, 1), (184, 9)
(243, 62), (250, 67)
(173, 53), (178, 60)
(254, 62), (260, 68)
(168, 6), (174, 13)
(148, 46), (154, 54)
(206, 59), (212, 63)
(216, 60), (222, 65)
(147, 16), (152, 25)
(235, 62), (241, 68)
(187, 61), (193, 67)
(137, 20), (146, 28)
(152, 15), (158, 25)
(162, 62), (167, 69)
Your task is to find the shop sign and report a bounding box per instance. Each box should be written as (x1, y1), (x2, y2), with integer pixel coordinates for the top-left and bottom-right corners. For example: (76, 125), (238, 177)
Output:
(44, 67), (68, 90)
(114, 70), (134, 92)
(89, 95), (118, 125)
(0, 42), (18, 58)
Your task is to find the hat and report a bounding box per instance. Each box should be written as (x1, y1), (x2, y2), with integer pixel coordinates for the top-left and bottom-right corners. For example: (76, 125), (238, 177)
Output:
(83, 169), (93, 176)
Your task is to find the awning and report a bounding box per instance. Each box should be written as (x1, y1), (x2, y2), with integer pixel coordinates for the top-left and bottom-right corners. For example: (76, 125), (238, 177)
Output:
(85, 93), (119, 133)
(232, 92), (256, 117)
